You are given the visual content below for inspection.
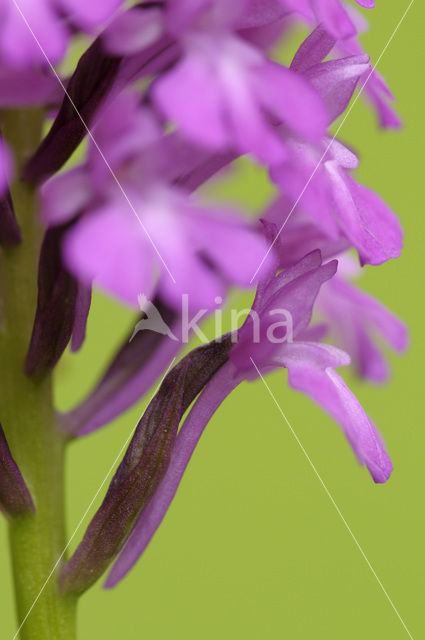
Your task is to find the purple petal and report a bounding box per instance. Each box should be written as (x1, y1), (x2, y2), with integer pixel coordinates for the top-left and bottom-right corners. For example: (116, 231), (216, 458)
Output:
(355, 0), (374, 8)
(281, 0), (314, 22)
(186, 210), (269, 287)
(1, 0), (67, 68)
(291, 25), (336, 73)
(264, 196), (349, 267)
(239, 0), (287, 28)
(42, 168), (92, 226)
(257, 61), (328, 142)
(59, 0), (123, 29)
(65, 307), (181, 435)
(156, 228), (227, 311)
(88, 92), (162, 184)
(317, 274), (407, 383)
(232, 253), (338, 374)
(258, 257), (337, 337)
(282, 342), (392, 483)
(280, 340), (351, 368)
(328, 166), (403, 265)
(0, 68), (61, 107)
(337, 36), (400, 130)
(224, 66), (288, 164)
(63, 204), (155, 308)
(253, 249), (324, 314)
(270, 145), (340, 239)
(328, 138), (358, 169)
(365, 80), (402, 129)
(102, 6), (163, 56)
(164, 0), (214, 35)
(313, 0), (356, 39)
(154, 38), (308, 164)
(332, 278), (408, 352)
(148, 193), (271, 311)
(153, 54), (228, 150)
(354, 324), (389, 383)
(304, 54), (370, 123)
(162, 135), (236, 191)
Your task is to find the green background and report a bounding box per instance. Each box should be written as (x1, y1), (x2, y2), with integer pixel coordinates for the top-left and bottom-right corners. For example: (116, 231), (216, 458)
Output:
(1, 2), (424, 638)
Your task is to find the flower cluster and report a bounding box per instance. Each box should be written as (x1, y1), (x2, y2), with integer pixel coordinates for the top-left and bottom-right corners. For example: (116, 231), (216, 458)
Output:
(0, 0), (406, 597)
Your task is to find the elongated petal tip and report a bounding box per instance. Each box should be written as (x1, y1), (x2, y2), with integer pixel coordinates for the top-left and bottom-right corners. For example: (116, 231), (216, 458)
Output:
(363, 419), (393, 484)
(282, 344), (393, 484)
(25, 225), (79, 377)
(369, 455), (393, 484)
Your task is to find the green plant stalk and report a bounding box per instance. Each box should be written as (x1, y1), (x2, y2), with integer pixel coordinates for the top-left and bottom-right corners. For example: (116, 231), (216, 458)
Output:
(0, 109), (77, 640)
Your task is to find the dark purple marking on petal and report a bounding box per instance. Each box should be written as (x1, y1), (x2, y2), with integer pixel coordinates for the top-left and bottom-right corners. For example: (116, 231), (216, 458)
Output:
(23, 38), (121, 185)
(105, 359), (238, 588)
(60, 336), (232, 595)
(25, 224), (79, 377)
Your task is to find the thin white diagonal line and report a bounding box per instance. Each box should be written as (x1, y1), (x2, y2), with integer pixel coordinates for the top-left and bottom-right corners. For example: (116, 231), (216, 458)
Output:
(11, 0), (176, 286)
(250, 357), (414, 640)
(11, 358), (177, 640)
(250, 0), (416, 284)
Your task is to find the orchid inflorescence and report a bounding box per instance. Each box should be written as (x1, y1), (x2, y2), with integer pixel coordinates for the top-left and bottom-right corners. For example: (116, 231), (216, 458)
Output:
(0, 0), (407, 629)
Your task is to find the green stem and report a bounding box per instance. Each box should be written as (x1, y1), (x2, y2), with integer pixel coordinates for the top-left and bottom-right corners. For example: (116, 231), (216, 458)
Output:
(0, 110), (77, 639)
